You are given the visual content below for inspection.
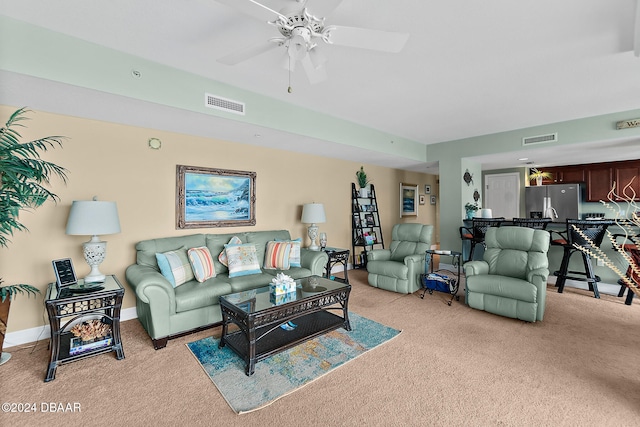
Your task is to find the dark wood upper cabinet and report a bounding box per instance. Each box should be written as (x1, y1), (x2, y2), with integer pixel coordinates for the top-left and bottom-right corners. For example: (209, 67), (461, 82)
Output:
(534, 160), (640, 201)
(587, 167), (613, 202)
(540, 166), (585, 184)
(556, 166), (585, 183)
(615, 164), (640, 200)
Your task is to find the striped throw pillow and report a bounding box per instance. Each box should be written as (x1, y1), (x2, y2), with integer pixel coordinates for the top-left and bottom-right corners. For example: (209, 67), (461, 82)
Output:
(188, 246), (216, 282)
(276, 238), (302, 267)
(263, 241), (292, 270)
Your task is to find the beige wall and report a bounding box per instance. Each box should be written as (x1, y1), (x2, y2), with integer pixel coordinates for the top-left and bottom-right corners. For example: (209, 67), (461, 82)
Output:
(0, 105), (437, 335)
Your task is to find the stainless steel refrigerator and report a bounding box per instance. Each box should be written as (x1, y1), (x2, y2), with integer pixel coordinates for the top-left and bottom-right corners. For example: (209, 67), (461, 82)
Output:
(525, 183), (583, 222)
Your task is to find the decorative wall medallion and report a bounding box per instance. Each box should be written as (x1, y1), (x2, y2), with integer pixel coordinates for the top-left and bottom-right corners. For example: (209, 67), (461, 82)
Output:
(473, 189), (480, 202)
(463, 169), (473, 186)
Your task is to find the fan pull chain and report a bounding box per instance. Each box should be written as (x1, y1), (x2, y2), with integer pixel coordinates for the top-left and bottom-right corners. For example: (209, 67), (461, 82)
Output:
(287, 54), (292, 93)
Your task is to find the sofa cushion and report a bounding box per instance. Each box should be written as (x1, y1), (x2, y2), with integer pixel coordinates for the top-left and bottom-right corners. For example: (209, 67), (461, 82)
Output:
(188, 246), (216, 282)
(466, 274), (538, 303)
(218, 236), (242, 267)
(156, 248), (194, 287)
(174, 278), (233, 313)
(263, 240), (292, 270)
(225, 243), (262, 278)
(136, 234), (206, 270)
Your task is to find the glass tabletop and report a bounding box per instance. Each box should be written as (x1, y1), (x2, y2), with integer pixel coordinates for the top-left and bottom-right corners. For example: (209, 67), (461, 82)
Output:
(220, 275), (348, 314)
(46, 275), (123, 301)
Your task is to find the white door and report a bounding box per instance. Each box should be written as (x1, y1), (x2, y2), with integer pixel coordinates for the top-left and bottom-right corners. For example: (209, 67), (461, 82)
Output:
(485, 173), (520, 219)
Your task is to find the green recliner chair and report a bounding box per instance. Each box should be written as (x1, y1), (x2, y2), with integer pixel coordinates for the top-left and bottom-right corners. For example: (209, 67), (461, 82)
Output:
(464, 226), (550, 322)
(366, 223), (433, 294)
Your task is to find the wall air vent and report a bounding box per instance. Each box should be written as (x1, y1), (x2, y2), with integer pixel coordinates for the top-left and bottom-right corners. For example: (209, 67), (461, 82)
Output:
(522, 133), (557, 146)
(205, 93), (245, 115)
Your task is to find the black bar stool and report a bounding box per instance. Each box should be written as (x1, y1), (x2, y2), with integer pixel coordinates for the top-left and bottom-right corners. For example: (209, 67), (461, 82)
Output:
(459, 218), (504, 262)
(512, 218), (552, 229)
(550, 219), (612, 298)
(611, 233), (637, 305)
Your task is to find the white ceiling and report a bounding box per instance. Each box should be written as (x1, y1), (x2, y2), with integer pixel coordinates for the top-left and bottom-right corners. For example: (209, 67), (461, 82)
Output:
(2, 0), (640, 172)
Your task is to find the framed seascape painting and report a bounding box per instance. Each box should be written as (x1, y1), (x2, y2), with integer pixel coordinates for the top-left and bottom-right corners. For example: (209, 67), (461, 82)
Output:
(400, 183), (418, 217)
(176, 165), (256, 229)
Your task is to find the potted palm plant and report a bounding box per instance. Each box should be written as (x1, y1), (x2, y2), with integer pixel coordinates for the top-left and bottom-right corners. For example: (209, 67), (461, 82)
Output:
(529, 168), (552, 186)
(0, 107), (68, 365)
(355, 166), (370, 197)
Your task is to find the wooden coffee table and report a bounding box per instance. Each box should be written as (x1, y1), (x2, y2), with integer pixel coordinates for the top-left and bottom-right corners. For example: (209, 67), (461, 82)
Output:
(218, 275), (351, 376)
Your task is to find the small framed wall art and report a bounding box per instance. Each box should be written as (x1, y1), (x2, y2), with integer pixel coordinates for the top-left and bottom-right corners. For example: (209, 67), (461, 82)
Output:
(400, 182), (418, 217)
(419, 195), (426, 205)
(424, 185), (431, 194)
(430, 195), (437, 205)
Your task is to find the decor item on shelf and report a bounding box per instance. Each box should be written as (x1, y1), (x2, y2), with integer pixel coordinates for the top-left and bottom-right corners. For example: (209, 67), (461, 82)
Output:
(301, 203), (326, 251)
(319, 232), (327, 249)
(356, 166), (370, 197)
(572, 180), (640, 301)
(465, 202), (479, 219)
(66, 197), (121, 283)
(529, 168), (552, 186)
(70, 319), (111, 343)
(0, 107), (67, 366)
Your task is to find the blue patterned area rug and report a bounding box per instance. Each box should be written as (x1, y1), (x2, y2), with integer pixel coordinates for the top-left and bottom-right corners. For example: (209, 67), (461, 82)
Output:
(186, 313), (401, 414)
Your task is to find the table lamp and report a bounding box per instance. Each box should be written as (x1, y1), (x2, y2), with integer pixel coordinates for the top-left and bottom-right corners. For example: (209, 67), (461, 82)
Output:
(301, 203), (326, 251)
(66, 198), (121, 283)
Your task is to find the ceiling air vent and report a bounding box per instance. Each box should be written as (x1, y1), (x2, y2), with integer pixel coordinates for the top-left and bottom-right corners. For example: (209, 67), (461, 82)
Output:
(205, 93), (245, 115)
(522, 133), (557, 146)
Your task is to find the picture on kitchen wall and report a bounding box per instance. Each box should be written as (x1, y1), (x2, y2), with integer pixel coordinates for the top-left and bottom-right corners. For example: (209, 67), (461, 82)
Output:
(176, 164), (256, 229)
(400, 182), (418, 217)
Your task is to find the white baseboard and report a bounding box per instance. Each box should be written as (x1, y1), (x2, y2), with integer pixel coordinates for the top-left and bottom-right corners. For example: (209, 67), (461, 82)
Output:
(3, 306), (138, 350)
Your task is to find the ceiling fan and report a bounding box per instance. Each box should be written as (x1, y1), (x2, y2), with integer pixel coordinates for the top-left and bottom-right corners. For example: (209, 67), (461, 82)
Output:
(215, 0), (410, 86)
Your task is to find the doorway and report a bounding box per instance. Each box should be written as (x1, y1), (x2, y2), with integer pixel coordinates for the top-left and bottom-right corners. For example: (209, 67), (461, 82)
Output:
(484, 173), (520, 219)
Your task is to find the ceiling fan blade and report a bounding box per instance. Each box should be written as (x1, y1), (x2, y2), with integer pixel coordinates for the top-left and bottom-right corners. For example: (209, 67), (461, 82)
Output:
(214, 0), (285, 22)
(326, 25), (409, 53)
(305, 0), (344, 17)
(218, 40), (281, 65)
(301, 54), (327, 84)
(635, 0), (640, 56)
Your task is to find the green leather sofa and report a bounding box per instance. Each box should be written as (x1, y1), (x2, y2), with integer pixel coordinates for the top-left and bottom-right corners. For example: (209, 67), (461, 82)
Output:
(464, 226), (550, 322)
(125, 230), (328, 349)
(366, 223), (434, 294)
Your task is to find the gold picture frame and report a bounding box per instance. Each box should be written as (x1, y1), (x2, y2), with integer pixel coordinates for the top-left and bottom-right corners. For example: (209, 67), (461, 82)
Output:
(176, 165), (256, 229)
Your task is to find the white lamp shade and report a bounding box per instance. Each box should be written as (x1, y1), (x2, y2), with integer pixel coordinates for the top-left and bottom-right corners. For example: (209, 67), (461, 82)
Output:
(301, 203), (326, 224)
(66, 200), (121, 236)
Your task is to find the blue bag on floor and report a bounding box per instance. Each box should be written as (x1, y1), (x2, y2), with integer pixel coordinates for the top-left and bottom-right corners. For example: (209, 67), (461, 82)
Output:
(422, 273), (454, 294)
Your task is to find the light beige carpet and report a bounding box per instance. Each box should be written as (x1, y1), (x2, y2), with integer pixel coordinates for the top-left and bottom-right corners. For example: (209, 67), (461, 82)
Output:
(1, 269), (639, 426)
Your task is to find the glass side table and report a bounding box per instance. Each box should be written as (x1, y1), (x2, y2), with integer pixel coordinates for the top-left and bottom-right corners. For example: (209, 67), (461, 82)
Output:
(44, 274), (125, 382)
(322, 247), (350, 284)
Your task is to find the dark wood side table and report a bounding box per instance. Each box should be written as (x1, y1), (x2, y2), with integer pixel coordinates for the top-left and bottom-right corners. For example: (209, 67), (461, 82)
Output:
(322, 247), (350, 284)
(44, 275), (125, 382)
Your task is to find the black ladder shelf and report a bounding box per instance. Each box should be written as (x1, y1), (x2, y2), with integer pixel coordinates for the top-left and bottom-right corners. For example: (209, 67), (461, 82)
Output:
(351, 183), (385, 269)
